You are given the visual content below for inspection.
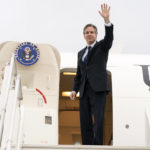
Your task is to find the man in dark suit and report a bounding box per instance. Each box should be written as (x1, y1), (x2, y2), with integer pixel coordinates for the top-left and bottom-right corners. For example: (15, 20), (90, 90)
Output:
(70, 3), (113, 145)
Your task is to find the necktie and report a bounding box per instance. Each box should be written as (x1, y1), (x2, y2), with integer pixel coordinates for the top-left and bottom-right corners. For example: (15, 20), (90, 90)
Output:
(84, 46), (92, 64)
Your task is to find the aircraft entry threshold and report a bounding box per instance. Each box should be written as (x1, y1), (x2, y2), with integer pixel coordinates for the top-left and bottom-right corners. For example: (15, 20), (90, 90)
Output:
(11, 145), (150, 150)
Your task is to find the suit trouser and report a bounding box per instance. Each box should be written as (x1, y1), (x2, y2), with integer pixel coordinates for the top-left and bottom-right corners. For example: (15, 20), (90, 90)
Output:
(79, 80), (106, 145)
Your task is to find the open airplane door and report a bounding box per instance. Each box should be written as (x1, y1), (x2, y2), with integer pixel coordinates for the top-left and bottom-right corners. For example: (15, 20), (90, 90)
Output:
(59, 68), (113, 145)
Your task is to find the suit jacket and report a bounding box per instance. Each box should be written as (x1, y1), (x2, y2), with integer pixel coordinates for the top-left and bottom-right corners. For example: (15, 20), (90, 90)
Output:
(73, 25), (114, 98)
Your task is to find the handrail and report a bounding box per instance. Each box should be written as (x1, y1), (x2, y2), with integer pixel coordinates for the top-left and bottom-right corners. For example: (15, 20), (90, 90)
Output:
(16, 105), (24, 150)
(6, 74), (23, 150)
(0, 55), (23, 150)
(0, 55), (16, 145)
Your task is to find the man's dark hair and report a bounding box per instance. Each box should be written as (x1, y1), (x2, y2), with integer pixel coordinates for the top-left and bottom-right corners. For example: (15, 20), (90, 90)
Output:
(83, 24), (98, 34)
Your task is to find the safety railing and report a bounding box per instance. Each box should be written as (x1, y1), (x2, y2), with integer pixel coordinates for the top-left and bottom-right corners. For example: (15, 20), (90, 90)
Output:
(6, 74), (23, 150)
(0, 55), (23, 150)
(16, 105), (24, 150)
(0, 55), (17, 145)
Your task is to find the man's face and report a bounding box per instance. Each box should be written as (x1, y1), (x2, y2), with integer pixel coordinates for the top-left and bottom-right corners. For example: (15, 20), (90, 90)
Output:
(84, 26), (97, 45)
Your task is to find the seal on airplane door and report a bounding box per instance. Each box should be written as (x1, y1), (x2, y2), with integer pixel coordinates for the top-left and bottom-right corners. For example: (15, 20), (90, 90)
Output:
(15, 42), (40, 66)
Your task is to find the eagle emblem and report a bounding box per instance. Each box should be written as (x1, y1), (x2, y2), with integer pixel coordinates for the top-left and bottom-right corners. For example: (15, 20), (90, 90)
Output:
(15, 42), (40, 66)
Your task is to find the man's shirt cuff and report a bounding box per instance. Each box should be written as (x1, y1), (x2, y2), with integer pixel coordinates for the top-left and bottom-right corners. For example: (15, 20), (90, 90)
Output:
(105, 22), (112, 26)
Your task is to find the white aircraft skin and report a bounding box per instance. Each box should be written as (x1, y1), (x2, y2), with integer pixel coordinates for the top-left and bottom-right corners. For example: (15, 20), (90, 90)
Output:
(61, 52), (150, 147)
(1, 40), (150, 150)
